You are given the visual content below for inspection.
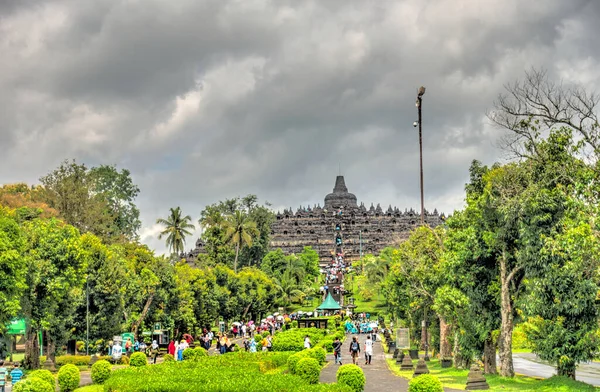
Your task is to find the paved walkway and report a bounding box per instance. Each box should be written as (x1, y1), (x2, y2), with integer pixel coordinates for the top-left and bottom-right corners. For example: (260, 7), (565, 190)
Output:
(513, 353), (600, 387)
(319, 335), (461, 392)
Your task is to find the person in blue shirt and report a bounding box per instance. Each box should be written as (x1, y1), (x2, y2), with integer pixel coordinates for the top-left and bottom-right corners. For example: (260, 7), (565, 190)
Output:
(10, 363), (23, 385)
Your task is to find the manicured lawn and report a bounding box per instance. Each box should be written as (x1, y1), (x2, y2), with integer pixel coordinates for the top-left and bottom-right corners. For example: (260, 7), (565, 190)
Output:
(73, 386), (103, 392)
(386, 358), (599, 391)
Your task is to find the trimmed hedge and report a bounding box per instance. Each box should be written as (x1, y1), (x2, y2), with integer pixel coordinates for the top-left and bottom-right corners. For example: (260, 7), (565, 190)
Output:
(103, 354), (349, 392)
(182, 347), (208, 361)
(27, 369), (55, 388)
(130, 352), (147, 367)
(296, 357), (320, 384)
(272, 328), (327, 352)
(91, 359), (112, 384)
(58, 364), (80, 392)
(408, 374), (443, 392)
(13, 377), (53, 392)
(120, 355), (130, 365)
(56, 355), (91, 366)
(336, 364), (365, 392)
(163, 354), (175, 362)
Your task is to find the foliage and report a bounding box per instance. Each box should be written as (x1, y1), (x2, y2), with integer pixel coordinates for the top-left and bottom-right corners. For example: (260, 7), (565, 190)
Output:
(336, 364), (365, 392)
(408, 374), (443, 392)
(0, 210), (26, 327)
(182, 347), (208, 361)
(296, 357), (320, 384)
(91, 360), (112, 384)
(163, 354), (175, 362)
(271, 328), (326, 352)
(27, 370), (55, 388)
(222, 210), (259, 272)
(58, 364), (81, 392)
(56, 355), (91, 366)
(13, 377), (54, 392)
(103, 354), (349, 392)
(39, 160), (141, 242)
(156, 207), (195, 255)
(287, 351), (309, 375)
(129, 352), (147, 367)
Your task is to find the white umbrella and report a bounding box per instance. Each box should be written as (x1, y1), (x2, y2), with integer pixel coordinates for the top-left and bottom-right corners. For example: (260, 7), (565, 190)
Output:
(369, 322), (377, 328)
(276, 315), (284, 321)
(232, 322), (241, 326)
(261, 319), (267, 323)
(307, 312), (313, 316)
(273, 312), (280, 316)
(267, 315), (274, 320)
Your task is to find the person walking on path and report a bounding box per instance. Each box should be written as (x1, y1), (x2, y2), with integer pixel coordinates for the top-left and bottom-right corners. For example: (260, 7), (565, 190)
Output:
(304, 335), (311, 349)
(364, 335), (373, 365)
(349, 336), (360, 365)
(150, 340), (159, 364)
(332, 337), (342, 365)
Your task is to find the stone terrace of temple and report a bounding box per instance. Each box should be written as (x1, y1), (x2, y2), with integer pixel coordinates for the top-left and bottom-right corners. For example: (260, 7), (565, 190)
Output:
(270, 176), (444, 264)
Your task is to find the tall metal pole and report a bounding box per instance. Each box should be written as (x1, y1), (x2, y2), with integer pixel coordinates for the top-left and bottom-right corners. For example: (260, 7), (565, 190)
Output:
(86, 279), (89, 355)
(416, 87), (426, 226)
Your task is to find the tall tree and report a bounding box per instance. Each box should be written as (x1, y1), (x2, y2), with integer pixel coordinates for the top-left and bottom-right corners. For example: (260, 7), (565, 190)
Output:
(20, 218), (88, 369)
(0, 209), (26, 328)
(222, 210), (259, 273)
(156, 207), (195, 255)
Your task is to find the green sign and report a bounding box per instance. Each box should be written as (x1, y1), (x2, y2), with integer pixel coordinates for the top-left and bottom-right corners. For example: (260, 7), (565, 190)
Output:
(6, 318), (26, 335)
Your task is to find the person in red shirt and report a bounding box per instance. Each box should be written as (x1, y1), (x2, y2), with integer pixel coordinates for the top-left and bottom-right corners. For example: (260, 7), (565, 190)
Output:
(168, 340), (175, 356)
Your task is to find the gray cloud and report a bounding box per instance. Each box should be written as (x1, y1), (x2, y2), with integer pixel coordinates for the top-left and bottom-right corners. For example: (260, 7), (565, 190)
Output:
(1, 0), (599, 254)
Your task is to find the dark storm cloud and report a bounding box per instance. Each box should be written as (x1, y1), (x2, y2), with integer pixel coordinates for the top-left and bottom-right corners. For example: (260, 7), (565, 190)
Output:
(1, 0), (599, 253)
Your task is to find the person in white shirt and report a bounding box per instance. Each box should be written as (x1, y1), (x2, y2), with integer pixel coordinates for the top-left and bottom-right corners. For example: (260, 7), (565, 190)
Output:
(364, 335), (373, 365)
(304, 335), (311, 349)
(242, 324), (247, 338)
(112, 342), (123, 364)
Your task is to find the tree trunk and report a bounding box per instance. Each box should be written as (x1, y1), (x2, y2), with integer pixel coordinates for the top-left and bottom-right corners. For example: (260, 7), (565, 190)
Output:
(483, 333), (497, 374)
(499, 252), (515, 377)
(234, 243), (240, 273)
(453, 330), (469, 369)
(131, 293), (155, 339)
(558, 358), (576, 379)
(24, 324), (40, 370)
(439, 316), (452, 359)
(421, 309), (428, 351)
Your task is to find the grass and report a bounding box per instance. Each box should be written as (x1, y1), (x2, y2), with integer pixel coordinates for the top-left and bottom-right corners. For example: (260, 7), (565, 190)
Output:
(386, 357), (599, 391)
(73, 386), (103, 392)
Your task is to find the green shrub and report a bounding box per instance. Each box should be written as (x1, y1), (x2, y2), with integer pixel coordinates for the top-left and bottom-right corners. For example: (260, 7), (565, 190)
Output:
(317, 339), (334, 353)
(408, 374), (443, 392)
(336, 364), (365, 392)
(56, 355), (91, 366)
(182, 347), (208, 361)
(254, 334), (263, 343)
(296, 357), (320, 384)
(308, 347), (327, 365)
(129, 352), (147, 367)
(103, 355), (351, 392)
(91, 359), (112, 384)
(76, 341), (85, 352)
(287, 351), (309, 375)
(163, 354), (175, 362)
(13, 377), (54, 392)
(28, 369), (55, 388)
(39, 356), (47, 364)
(291, 321), (298, 328)
(58, 364), (80, 392)
(120, 356), (130, 365)
(272, 328), (326, 352)
(261, 331), (271, 338)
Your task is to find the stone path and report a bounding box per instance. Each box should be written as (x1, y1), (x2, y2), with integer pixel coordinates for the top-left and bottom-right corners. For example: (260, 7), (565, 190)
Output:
(320, 335), (462, 392)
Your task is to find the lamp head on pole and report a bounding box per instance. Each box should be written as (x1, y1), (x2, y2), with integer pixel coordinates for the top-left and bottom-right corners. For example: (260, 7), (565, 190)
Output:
(418, 86), (426, 97)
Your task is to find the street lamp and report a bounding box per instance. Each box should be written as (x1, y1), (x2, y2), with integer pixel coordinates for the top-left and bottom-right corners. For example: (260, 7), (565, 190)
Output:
(415, 86), (426, 226)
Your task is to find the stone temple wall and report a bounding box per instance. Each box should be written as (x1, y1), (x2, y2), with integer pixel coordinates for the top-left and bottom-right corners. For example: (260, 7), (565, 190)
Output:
(184, 175), (444, 264)
(269, 176), (444, 264)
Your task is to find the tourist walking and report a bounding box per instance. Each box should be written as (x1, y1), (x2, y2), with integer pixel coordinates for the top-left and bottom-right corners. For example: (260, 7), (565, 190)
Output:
(349, 336), (360, 365)
(168, 339), (175, 357)
(151, 340), (159, 364)
(332, 337), (342, 365)
(249, 338), (257, 353)
(304, 335), (311, 349)
(364, 335), (373, 365)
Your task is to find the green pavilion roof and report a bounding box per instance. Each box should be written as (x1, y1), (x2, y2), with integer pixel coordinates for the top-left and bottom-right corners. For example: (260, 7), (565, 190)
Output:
(316, 293), (342, 310)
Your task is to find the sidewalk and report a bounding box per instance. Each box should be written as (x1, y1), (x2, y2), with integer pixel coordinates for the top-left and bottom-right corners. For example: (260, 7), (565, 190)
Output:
(319, 335), (462, 392)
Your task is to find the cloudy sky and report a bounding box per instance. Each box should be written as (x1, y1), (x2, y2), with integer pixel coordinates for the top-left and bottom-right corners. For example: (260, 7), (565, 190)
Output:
(2, 0), (599, 254)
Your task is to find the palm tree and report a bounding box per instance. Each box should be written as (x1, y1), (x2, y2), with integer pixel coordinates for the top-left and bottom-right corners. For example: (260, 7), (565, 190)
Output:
(156, 207), (195, 255)
(222, 210), (259, 272)
(275, 271), (306, 309)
